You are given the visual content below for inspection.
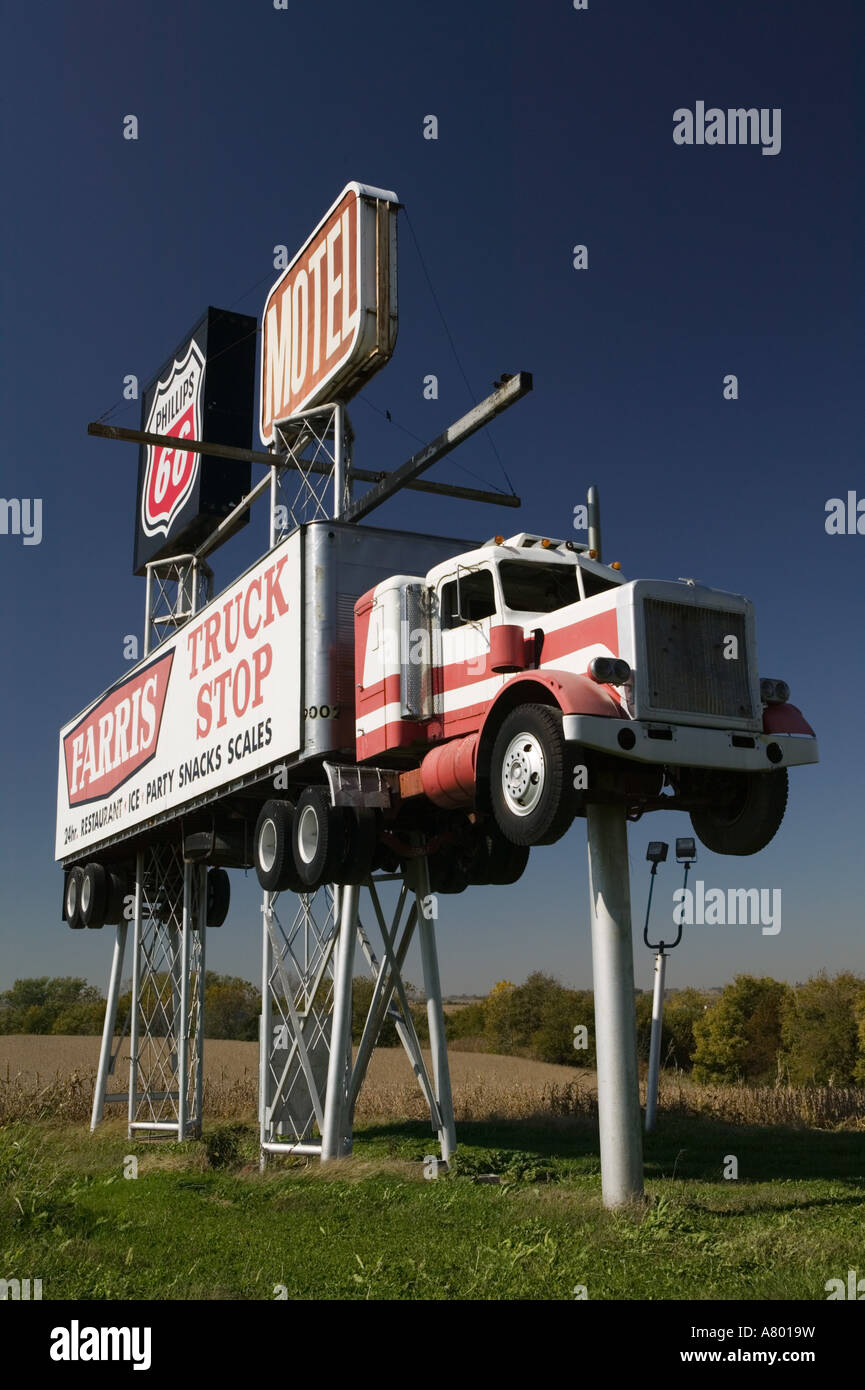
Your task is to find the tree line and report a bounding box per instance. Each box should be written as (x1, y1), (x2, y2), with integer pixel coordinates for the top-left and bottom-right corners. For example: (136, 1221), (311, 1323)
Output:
(0, 974), (423, 1049)
(1, 970), (864, 1086)
(449, 971), (865, 1085)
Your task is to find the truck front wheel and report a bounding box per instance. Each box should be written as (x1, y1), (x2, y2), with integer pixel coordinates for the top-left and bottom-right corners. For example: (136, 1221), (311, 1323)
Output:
(490, 704), (575, 847)
(690, 769), (788, 856)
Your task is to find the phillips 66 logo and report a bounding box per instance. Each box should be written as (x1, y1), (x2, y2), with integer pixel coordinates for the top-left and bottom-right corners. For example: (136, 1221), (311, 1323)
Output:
(141, 339), (205, 538)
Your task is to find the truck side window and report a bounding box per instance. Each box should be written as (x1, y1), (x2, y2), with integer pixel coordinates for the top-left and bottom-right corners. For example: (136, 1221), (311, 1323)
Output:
(580, 567), (618, 599)
(440, 570), (496, 630)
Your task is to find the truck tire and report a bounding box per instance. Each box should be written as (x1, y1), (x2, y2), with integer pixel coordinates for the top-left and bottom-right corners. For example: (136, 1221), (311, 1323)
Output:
(336, 809), (378, 885)
(254, 801), (304, 893)
(206, 868), (231, 927)
(489, 704), (575, 847)
(292, 787), (343, 890)
(466, 828), (530, 886)
(690, 769), (788, 857)
(105, 870), (129, 925)
(427, 852), (468, 895)
(65, 867), (85, 929)
(80, 862), (105, 928)
(81, 862), (127, 928)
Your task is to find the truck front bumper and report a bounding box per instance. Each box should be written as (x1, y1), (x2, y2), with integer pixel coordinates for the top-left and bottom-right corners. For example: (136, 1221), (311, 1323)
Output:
(562, 714), (818, 772)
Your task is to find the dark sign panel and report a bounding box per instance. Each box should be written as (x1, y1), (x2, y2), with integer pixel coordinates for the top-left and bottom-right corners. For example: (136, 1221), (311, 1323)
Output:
(133, 307), (257, 575)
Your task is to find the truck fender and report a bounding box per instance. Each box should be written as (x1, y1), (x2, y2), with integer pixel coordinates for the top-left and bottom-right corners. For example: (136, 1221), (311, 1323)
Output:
(762, 702), (815, 737)
(475, 670), (628, 790)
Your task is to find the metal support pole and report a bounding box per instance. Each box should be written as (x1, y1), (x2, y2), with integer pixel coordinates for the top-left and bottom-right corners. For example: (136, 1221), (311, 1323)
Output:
(587, 484), (602, 562)
(269, 458), (278, 549)
(193, 866), (206, 1130)
(259, 893), (273, 1168)
(143, 569), (153, 656)
(333, 402), (344, 519)
(414, 857), (457, 1163)
(90, 922), (128, 1130)
(177, 866), (193, 1139)
(586, 803), (644, 1207)
(88, 421), (521, 510)
(321, 885), (359, 1160)
(340, 372), (531, 523)
(645, 950), (667, 1134)
(127, 852), (143, 1137)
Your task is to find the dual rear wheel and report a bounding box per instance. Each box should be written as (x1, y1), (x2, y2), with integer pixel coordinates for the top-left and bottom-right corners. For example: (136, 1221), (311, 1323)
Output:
(254, 793), (378, 893)
(65, 863), (127, 930)
(63, 862), (230, 928)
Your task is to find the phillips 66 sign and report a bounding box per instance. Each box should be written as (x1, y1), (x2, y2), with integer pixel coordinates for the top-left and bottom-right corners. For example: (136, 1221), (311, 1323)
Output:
(133, 307), (257, 575)
(259, 182), (399, 445)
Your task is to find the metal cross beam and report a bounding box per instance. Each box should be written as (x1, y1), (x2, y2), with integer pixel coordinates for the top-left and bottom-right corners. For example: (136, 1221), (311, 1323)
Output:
(339, 372), (532, 523)
(86, 421), (521, 510)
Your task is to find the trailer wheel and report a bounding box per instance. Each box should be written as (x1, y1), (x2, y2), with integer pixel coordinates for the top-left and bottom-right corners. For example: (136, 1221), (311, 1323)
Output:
(81, 863), (108, 928)
(335, 809), (378, 885)
(65, 867), (85, 929)
(105, 870), (129, 924)
(80, 862), (127, 928)
(690, 769), (788, 857)
(254, 801), (304, 892)
(206, 868), (231, 927)
(292, 787), (343, 890)
(490, 704), (575, 847)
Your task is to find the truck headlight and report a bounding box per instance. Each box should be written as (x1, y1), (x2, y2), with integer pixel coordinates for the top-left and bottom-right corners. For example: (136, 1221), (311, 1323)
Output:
(760, 678), (790, 704)
(588, 656), (631, 686)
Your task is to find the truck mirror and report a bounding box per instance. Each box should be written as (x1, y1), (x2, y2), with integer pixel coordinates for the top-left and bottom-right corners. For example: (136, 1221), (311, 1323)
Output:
(454, 567), (464, 623)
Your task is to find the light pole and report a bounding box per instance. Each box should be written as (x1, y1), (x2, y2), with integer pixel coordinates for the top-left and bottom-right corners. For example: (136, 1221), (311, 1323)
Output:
(644, 838), (696, 1132)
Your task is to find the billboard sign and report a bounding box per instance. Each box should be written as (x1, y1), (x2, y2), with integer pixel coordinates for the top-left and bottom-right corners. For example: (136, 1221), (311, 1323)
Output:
(57, 532), (302, 861)
(259, 182), (399, 445)
(140, 340), (204, 541)
(133, 307), (257, 575)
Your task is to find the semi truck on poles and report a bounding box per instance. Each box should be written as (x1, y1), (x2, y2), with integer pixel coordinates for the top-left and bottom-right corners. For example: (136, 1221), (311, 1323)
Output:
(57, 505), (818, 929)
(54, 180), (820, 1193)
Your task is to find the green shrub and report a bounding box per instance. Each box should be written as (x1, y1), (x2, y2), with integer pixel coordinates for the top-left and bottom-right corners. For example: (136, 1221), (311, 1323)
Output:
(693, 975), (790, 1083)
(532, 987), (595, 1066)
(780, 972), (865, 1085)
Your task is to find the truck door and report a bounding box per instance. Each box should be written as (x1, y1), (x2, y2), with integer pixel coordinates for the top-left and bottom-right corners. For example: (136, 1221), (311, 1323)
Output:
(435, 566), (501, 734)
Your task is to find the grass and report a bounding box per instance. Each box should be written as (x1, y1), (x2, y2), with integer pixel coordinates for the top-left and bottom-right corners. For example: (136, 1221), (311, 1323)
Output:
(2, 1038), (863, 1300)
(1, 1111), (863, 1300)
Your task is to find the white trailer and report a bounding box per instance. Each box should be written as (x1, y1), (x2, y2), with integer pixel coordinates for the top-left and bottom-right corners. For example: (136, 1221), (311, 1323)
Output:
(56, 520), (471, 927)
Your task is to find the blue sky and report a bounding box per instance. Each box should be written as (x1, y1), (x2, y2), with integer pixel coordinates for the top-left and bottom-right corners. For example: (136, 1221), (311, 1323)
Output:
(0, 0), (861, 997)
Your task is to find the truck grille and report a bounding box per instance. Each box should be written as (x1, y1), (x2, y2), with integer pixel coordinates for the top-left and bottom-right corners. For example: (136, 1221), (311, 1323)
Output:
(642, 599), (754, 720)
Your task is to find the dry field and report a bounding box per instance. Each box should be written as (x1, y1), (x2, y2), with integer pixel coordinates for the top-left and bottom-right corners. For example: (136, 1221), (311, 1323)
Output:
(0, 1034), (597, 1124)
(1, 1035), (863, 1129)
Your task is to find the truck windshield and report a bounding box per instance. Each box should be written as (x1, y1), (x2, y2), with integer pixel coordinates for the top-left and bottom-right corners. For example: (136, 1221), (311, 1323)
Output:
(498, 560), (581, 613)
